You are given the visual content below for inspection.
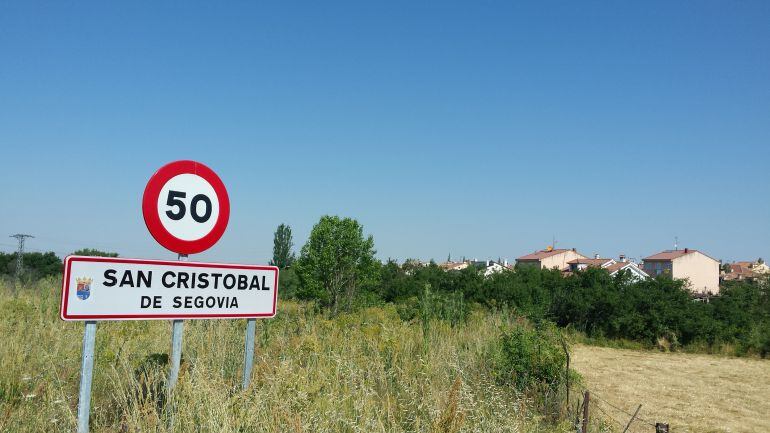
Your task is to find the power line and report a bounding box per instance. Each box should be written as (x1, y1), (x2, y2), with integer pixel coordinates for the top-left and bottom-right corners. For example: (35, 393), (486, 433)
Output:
(9, 234), (34, 277)
(0, 243), (51, 255)
(33, 235), (141, 257)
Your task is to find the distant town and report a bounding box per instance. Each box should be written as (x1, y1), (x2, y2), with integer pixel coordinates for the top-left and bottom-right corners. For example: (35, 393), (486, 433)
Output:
(419, 246), (768, 297)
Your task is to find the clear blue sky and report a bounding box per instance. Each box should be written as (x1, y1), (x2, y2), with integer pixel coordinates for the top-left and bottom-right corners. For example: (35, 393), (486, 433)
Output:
(1, 1), (768, 264)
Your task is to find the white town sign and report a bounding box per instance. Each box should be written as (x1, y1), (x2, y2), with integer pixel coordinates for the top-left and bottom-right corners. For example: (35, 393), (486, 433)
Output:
(61, 256), (278, 320)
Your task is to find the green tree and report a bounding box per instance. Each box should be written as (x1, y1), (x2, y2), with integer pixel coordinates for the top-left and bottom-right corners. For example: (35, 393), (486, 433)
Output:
(0, 253), (14, 275)
(295, 216), (378, 314)
(0, 252), (62, 278)
(73, 248), (118, 257)
(269, 224), (295, 269)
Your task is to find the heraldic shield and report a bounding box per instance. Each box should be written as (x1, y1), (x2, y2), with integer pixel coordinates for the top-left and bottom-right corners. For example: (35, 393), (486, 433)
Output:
(76, 277), (92, 300)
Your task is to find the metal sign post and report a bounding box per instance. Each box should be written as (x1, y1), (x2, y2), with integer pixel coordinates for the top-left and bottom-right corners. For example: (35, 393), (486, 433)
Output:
(242, 318), (257, 390)
(62, 256), (278, 433)
(168, 320), (185, 391)
(63, 161), (279, 432)
(76, 321), (97, 433)
(167, 253), (187, 393)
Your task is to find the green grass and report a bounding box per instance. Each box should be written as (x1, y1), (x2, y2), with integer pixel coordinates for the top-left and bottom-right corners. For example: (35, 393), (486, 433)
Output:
(0, 278), (574, 433)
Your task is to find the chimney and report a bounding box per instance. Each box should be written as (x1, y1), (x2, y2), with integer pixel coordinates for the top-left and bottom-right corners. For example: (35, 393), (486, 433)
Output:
(504, 259), (508, 267)
(572, 248), (576, 252)
(594, 253), (600, 259)
(486, 260), (490, 267)
(619, 254), (627, 263)
(684, 248), (689, 253)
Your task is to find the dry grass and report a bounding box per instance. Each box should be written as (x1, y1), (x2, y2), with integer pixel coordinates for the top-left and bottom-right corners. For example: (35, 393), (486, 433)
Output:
(571, 344), (770, 433)
(0, 277), (570, 433)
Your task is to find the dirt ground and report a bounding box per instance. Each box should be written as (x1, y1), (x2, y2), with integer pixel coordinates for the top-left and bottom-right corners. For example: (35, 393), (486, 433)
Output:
(570, 345), (770, 433)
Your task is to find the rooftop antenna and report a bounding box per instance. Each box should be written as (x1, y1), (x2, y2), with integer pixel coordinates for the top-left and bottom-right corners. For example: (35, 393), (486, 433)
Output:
(674, 236), (679, 251)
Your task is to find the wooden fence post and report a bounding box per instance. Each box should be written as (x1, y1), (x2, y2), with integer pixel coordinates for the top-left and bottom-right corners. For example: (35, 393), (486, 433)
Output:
(621, 404), (641, 433)
(581, 391), (590, 433)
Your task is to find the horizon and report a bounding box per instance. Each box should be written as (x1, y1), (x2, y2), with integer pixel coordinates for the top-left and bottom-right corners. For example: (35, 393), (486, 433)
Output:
(1, 1), (768, 264)
(1, 235), (761, 267)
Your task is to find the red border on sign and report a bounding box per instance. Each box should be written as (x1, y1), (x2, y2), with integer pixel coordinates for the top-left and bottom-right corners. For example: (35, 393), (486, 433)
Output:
(142, 160), (231, 255)
(60, 256), (279, 321)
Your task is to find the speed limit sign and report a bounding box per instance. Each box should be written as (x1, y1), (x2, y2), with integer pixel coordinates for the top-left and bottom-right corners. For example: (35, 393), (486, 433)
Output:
(142, 160), (230, 254)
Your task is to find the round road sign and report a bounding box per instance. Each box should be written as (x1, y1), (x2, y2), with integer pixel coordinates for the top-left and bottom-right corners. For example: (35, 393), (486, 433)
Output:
(142, 160), (230, 254)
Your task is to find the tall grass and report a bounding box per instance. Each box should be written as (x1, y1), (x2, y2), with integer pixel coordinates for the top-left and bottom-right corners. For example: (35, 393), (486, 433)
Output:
(0, 278), (572, 432)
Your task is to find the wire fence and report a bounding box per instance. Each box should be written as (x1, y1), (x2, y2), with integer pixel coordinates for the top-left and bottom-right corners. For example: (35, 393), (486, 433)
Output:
(566, 381), (669, 433)
(591, 392), (658, 429)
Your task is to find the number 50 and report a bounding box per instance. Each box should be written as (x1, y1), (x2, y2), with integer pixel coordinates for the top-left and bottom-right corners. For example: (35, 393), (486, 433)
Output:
(165, 190), (213, 223)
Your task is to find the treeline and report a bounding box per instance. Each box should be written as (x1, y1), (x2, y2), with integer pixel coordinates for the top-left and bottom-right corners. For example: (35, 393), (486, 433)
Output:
(277, 216), (770, 357)
(0, 252), (61, 279)
(0, 249), (117, 279)
(284, 261), (770, 356)
(7, 217), (769, 358)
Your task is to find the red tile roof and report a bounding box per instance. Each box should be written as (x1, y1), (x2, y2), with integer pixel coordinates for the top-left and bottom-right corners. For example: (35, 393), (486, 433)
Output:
(604, 262), (627, 273)
(567, 258), (612, 266)
(729, 263), (755, 276)
(604, 261), (649, 277)
(644, 249), (718, 262)
(643, 249), (698, 261)
(517, 249), (572, 260)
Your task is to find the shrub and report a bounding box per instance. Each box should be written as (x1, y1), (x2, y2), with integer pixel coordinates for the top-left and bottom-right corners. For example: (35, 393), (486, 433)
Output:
(491, 322), (567, 392)
(395, 284), (469, 326)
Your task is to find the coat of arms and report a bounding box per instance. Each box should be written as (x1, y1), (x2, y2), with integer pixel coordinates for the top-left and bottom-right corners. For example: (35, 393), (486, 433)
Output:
(76, 277), (92, 300)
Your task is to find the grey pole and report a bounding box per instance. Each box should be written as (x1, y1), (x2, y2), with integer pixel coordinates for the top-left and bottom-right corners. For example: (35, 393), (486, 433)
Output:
(167, 319), (184, 391)
(242, 318), (256, 390)
(77, 321), (97, 433)
(167, 253), (188, 393)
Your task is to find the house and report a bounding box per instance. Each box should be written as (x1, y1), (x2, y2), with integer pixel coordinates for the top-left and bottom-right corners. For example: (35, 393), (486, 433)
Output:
(471, 260), (508, 277)
(722, 262), (756, 282)
(567, 254), (649, 281)
(458, 259), (509, 277)
(722, 260), (769, 282)
(736, 260), (769, 274)
(438, 259), (508, 277)
(603, 259), (649, 281)
(516, 247), (586, 271)
(642, 248), (720, 295)
(567, 256), (614, 272)
(438, 261), (469, 272)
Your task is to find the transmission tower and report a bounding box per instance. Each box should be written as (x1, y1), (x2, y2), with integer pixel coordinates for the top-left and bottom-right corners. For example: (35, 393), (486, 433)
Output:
(10, 234), (34, 277)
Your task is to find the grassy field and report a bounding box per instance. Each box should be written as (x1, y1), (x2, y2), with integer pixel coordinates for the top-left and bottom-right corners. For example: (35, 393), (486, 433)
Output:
(571, 345), (770, 433)
(0, 278), (575, 433)
(8, 277), (763, 433)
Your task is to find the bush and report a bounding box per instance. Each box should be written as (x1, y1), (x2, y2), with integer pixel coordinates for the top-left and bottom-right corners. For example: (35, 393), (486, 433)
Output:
(491, 322), (567, 392)
(0, 252), (62, 279)
(395, 284), (469, 327)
